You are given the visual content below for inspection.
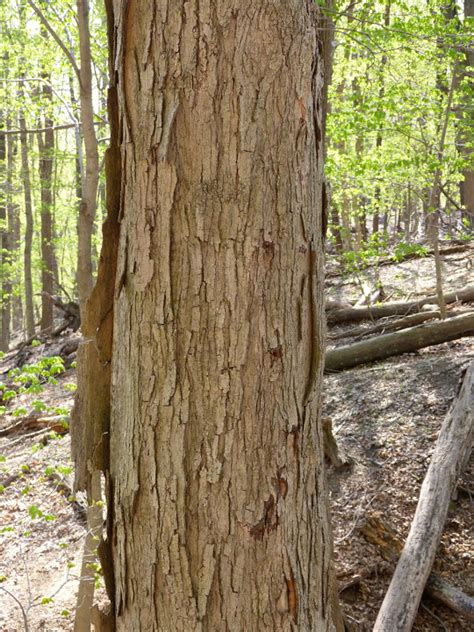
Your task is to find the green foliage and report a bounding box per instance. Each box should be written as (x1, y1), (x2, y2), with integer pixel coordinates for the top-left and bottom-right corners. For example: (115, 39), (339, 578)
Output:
(1, 357), (65, 411)
(32, 399), (47, 412)
(12, 406), (28, 417)
(341, 231), (389, 273)
(392, 242), (429, 262)
(327, 0), (473, 248)
(0, 0), (108, 321)
(28, 504), (55, 521)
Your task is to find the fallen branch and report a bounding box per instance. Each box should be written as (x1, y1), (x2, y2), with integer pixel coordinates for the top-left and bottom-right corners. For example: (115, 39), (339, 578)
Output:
(362, 514), (474, 623)
(373, 363), (474, 631)
(426, 575), (474, 622)
(328, 310), (441, 341)
(326, 285), (474, 324)
(325, 312), (474, 372)
(0, 414), (69, 437)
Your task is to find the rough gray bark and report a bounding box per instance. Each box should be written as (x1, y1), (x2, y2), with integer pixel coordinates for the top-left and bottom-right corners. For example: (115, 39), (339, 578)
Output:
(325, 312), (474, 371)
(73, 1), (343, 631)
(373, 363), (474, 631)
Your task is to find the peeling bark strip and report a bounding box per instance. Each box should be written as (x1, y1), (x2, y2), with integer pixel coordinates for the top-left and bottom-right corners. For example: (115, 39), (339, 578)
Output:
(102, 1), (343, 630)
(71, 0), (122, 616)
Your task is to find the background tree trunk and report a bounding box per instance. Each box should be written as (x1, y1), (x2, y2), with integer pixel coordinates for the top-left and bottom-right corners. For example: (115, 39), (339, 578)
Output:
(76, 0), (99, 313)
(0, 112), (8, 351)
(458, 0), (474, 231)
(18, 89), (35, 339)
(38, 76), (55, 333)
(77, 1), (343, 630)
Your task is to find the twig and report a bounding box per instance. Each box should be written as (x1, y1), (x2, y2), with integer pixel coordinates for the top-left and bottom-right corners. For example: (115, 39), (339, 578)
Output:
(335, 493), (377, 544)
(421, 603), (449, 632)
(26, 1), (81, 83)
(1, 428), (53, 449)
(0, 587), (29, 632)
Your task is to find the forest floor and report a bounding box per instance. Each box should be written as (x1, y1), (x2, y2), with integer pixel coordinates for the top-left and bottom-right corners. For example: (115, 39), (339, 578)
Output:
(0, 243), (472, 631)
(325, 242), (473, 631)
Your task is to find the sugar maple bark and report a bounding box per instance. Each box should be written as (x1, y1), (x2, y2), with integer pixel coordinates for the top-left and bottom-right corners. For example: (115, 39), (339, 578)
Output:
(75, 2), (342, 630)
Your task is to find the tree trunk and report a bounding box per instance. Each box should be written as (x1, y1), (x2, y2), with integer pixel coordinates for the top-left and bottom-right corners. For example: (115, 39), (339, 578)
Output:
(19, 94), (35, 339)
(458, 0), (474, 231)
(76, 0), (99, 313)
(38, 76), (55, 333)
(373, 363), (473, 631)
(372, 1), (391, 237)
(331, 202), (344, 254)
(325, 312), (474, 371)
(73, 2), (343, 631)
(0, 113), (8, 351)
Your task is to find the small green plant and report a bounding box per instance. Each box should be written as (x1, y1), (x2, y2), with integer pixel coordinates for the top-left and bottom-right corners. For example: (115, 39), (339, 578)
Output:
(53, 405), (69, 415)
(28, 505), (43, 519)
(342, 231), (389, 274)
(12, 407), (28, 417)
(28, 504), (55, 521)
(31, 340), (41, 348)
(392, 242), (429, 262)
(63, 382), (77, 393)
(32, 399), (48, 412)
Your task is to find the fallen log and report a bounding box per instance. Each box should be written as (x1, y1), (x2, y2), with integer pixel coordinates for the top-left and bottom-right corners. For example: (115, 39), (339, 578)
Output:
(425, 575), (474, 622)
(373, 363), (474, 631)
(328, 310), (441, 341)
(0, 414), (69, 437)
(325, 312), (474, 372)
(361, 514), (474, 623)
(326, 284), (474, 324)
